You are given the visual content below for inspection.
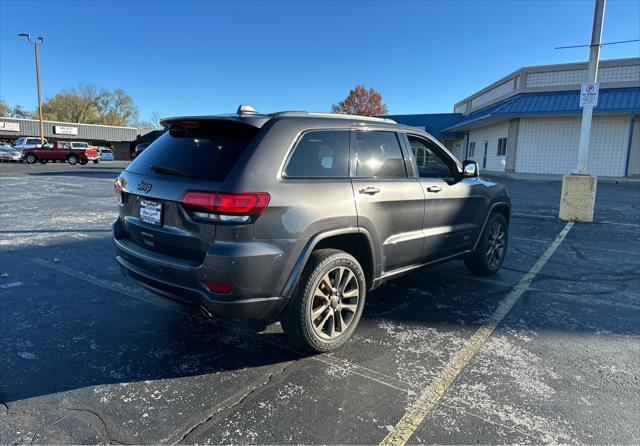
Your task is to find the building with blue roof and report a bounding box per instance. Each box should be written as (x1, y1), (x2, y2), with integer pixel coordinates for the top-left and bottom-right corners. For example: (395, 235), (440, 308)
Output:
(389, 57), (640, 177)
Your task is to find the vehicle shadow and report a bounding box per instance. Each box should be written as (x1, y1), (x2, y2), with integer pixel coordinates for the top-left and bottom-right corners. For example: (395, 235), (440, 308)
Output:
(1, 233), (638, 405)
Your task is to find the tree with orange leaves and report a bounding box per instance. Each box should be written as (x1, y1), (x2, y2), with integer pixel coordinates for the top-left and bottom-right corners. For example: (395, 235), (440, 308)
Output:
(331, 85), (388, 116)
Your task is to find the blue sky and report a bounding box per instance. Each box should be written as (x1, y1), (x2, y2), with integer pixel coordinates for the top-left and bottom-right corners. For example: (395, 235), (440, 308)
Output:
(1, 0), (639, 122)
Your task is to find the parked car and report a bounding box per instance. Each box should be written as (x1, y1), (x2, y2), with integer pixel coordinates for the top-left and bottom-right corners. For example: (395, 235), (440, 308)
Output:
(99, 148), (114, 161)
(130, 130), (164, 158)
(0, 143), (23, 162)
(23, 140), (100, 165)
(133, 143), (150, 158)
(113, 105), (511, 352)
(14, 137), (48, 151)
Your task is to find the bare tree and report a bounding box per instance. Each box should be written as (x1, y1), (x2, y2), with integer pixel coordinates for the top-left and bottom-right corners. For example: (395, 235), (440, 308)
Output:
(149, 112), (162, 129)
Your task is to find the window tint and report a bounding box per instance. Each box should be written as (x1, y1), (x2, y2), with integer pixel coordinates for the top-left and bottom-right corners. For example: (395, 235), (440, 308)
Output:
(285, 130), (349, 177)
(353, 131), (406, 178)
(126, 120), (259, 182)
(408, 135), (455, 178)
(27, 138), (39, 145)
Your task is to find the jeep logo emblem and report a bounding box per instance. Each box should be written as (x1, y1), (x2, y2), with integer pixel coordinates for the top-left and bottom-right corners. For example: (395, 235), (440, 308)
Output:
(137, 181), (152, 193)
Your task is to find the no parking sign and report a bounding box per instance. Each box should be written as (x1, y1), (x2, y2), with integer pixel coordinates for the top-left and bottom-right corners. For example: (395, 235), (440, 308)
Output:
(580, 82), (599, 107)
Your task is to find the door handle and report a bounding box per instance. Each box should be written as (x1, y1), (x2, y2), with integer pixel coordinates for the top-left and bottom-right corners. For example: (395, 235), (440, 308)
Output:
(359, 186), (381, 195)
(426, 185), (442, 193)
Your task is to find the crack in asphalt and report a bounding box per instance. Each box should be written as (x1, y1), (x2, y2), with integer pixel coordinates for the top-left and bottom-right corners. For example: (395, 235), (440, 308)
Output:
(166, 360), (296, 445)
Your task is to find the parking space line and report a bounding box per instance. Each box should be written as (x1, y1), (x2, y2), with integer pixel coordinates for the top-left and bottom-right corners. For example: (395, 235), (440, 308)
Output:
(512, 235), (635, 256)
(30, 257), (417, 396)
(529, 290), (640, 312)
(512, 212), (640, 228)
(379, 221), (574, 446)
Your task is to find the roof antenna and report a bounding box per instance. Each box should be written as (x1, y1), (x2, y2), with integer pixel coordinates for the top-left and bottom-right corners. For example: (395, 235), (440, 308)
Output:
(237, 104), (258, 115)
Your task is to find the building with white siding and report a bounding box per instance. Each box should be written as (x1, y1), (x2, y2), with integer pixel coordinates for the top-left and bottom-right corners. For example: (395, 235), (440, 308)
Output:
(389, 57), (640, 178)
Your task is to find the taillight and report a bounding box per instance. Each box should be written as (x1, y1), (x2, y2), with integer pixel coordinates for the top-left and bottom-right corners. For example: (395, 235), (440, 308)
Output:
(180, 191), (270, 223)
(206, 281), (232, 294)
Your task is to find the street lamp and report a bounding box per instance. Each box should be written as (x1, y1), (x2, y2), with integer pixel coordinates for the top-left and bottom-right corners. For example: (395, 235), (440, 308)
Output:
(18, 33), (45, 146)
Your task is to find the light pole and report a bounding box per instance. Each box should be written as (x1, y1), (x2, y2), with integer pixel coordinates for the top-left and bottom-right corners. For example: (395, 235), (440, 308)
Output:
(18, 33), (45, 146)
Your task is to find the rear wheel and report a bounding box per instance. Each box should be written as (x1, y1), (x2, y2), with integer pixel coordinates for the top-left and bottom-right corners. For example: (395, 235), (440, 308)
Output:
(93, 160), (99, 164)
(25, 154), (37, 164)
(68, 155), (78, 165)
(80, 160), (88, 165)
(465, 212), (508, 276)
(280, 249), (366, 352)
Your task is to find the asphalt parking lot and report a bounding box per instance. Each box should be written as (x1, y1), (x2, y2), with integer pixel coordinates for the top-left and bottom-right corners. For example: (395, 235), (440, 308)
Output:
(1, 162), (639, 444)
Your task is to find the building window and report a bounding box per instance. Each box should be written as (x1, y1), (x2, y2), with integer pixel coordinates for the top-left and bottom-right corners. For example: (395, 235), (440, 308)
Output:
(468, 142), (476, 158)
(497, 137), (507, 156)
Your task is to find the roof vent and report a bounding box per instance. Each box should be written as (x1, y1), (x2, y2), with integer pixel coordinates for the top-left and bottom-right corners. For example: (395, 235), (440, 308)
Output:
(237, 104), (258, 115)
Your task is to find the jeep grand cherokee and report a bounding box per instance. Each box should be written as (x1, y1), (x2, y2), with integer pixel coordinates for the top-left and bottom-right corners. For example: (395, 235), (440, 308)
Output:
(113, 105), (510, 352)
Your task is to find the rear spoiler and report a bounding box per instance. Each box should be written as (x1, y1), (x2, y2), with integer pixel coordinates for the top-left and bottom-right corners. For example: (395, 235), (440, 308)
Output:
(160, 115), (271, 130)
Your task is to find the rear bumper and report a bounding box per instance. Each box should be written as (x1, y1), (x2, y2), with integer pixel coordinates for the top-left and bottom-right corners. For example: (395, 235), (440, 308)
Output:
(116, 255), (286, 319)
(112, 218), (291, 320)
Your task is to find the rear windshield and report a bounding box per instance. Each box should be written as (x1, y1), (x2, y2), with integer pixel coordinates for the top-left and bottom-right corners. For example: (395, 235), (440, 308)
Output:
(126, 121), (259, 181)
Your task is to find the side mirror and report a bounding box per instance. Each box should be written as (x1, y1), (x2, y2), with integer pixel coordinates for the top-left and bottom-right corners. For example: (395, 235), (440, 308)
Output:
(462, 160), (479, 178)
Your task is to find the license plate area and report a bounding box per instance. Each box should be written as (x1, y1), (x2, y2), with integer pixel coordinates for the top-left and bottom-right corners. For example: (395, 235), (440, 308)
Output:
(139, 199), (162, 226)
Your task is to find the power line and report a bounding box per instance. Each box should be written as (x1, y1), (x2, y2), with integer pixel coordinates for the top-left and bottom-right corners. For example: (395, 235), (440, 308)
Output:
(555, 38), (639, 49)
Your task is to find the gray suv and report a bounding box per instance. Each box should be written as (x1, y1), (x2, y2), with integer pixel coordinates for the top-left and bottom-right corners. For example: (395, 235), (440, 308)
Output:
(113, 106), (510, 352)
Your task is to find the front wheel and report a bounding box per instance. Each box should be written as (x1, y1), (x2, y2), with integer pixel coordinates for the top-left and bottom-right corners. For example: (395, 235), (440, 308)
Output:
(25, 154), (37, 164)
(465, 212), (508, 276)
(280, 249), (366, 352)
(68, 155), (78, 165)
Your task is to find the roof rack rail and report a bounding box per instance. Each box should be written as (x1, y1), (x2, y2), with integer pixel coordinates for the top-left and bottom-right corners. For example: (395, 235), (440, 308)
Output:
(270, 111), (396, 124)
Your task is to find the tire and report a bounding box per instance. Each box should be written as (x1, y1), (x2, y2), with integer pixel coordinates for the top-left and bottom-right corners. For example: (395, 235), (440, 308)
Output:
(68, 155), (78, 165)
(465, 212), (508, 276)
(25, 154), (37, 164)
(93, 160), (99, 164)
(280, 249), (366, 353)
(80, 160), (88, 165)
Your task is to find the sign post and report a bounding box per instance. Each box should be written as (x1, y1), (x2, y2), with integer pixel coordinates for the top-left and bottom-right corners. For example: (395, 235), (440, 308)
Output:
(559, 0), (605, 223)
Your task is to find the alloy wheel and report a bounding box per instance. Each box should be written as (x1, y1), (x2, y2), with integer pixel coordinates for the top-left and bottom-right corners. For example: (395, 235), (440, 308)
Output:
(310, 266), (360, 340)
(485, 220), (506, 268)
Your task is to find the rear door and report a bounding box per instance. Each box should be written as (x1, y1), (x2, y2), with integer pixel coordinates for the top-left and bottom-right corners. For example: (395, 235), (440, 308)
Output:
(403, 133), (487, 260)
(350, 128), (425, 273)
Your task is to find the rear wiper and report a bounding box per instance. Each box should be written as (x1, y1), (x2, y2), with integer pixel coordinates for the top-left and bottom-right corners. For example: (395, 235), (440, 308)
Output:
(150, 165), (192, 178)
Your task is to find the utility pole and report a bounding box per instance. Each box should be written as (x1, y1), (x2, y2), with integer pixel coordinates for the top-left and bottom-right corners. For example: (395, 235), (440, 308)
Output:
(559, 0), (605, 222)
(18, 34), (45, 146)
(575, 0), (605, 174)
